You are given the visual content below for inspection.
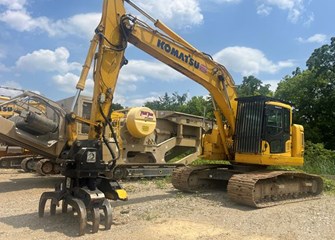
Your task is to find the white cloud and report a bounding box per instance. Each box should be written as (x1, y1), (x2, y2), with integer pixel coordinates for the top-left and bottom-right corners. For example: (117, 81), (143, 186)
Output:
(262, 79), (280, 91)
(13, 51), (185, 103)
(213, 46), (295, 76)
(14, 47), (88, 97)
(119, 60), (185, 83)
(304, 12), (314, 26)
(52, 73), (93, 96)
(257, 4), (272, 16)
(49, 13), (101, 38)
(63, 13), (100, 38)
(0, 0), (26, 10)
(127, 96), (159, 107)
(16, 47), (81, 74)
(48, 59), (186, 105)
(0, 48), (6, 59)
(116, 60), (186, 105)
(0, 81), (25, 97)
(0, 47), (9, 72)
(52, 71), (128, 105)
(1, 0), (203, 37)
(0, 7), (53, 33)
(136, 0), (203, 28)
(205, 0), (241, 3)
(257, 0), (306, 23)
(0, 6), (100, 39)
(52, 73), (79, 93)
(0, 63), (9, 72)
(0, 48), (9, 72)
(0, 0), (99, 38)
(297, 34), (327, 44)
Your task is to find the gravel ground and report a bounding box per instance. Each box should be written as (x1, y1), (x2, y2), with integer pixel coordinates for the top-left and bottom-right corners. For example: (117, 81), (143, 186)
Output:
(0, 169), (334, 240)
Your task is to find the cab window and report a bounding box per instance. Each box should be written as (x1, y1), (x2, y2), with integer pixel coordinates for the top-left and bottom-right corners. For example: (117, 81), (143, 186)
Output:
(265, 107), (283, 135)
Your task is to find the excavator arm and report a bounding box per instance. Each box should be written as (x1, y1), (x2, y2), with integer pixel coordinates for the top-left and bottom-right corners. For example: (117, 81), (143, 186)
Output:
(69, 0), (127, 141)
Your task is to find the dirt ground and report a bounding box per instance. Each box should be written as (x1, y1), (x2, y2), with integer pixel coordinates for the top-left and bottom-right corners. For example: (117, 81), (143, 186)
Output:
(0, 169), (334, 240)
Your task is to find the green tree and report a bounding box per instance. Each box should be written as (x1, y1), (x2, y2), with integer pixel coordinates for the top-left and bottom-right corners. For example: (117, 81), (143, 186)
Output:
(112, 103), (124, 111)
(183, 96), (214, 118)
(275, 37), (335, 149)
(303, 141), (335, 175)
(144, 92), (187, 111)
(307, 37), (335, 77)
(237, 75), (273, 97)
(276, 70), (324, 143)
(144, 92), (214, 118)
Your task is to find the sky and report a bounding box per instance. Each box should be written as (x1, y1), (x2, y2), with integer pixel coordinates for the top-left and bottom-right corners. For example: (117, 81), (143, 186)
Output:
(0, 0), (334, 107)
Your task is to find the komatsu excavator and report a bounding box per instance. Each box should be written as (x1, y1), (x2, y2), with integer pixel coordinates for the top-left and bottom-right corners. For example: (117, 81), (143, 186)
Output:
(0, 0), (323, 235)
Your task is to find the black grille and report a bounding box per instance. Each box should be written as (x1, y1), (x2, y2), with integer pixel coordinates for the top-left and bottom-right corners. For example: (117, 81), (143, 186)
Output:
(234, 97), (265, 154)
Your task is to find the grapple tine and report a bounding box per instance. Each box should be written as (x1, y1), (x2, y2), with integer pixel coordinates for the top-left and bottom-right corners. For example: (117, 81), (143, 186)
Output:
(50, 203), (57, 215)
(38, 197), (47, 218)
(66, 196), (87, 236)
(61, 200), (68, 213)
(102, 199), (112, 230)
(91, 207), (100, 233)
(38, 192), (58, 218)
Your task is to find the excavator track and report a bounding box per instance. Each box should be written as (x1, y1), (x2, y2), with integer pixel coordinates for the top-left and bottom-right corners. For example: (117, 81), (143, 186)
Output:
(227, 171), (323, 208)
(171, 166), (200, 192)
(0, 155), (35, 168)
(172, 166), (323, 208)
(111, 163), (185, 180)
(21, 156), (44, 172)
(172, 165), (231, 192)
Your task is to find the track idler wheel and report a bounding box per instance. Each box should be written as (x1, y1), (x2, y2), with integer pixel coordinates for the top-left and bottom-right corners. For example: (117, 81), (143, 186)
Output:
(0, 158), (10, 168)
(112, 166), (129, 180)
(36, 159), (54, 175)
(21, 157), (36, 172)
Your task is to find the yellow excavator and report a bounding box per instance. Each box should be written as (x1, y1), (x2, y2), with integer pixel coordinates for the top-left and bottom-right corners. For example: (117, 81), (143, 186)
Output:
(0, 0), (323, 235)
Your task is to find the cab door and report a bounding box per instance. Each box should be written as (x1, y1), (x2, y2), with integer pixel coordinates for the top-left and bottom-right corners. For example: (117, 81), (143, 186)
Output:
(263, 105), (290, 153)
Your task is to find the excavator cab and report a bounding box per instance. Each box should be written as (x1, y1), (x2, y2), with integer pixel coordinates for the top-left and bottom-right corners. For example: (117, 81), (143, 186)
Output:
(234, 96), (303, 166)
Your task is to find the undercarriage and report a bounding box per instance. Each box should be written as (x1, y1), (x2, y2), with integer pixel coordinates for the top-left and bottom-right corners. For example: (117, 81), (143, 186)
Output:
(172, 165), (323, 208)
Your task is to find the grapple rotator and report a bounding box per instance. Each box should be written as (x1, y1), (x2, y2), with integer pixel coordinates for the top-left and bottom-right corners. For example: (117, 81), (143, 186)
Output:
(38, 140), (127, 235)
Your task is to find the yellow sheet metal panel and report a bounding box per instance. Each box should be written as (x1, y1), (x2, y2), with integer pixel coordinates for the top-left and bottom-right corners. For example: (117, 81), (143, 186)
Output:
(292, 124), (304, 157)
(235, 153), (303, 166)
(266, 101), (291, 109)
